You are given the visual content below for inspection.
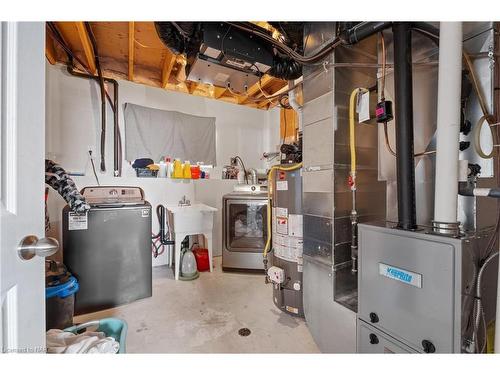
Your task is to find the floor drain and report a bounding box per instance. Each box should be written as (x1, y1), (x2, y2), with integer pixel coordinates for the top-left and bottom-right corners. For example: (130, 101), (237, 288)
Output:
(238, 328), (251, 337)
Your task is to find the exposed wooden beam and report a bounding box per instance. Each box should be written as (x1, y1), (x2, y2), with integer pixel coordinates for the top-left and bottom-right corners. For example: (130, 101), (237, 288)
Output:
(258, 100), (273, 109)
(128, 22), (135, 81)
(75, 22), (97, 75)
(214, 87), (228, 99)
(187, 81), (197, 95)
(161, 50), (176, 88)
(45, 32), (57, 65)
(245, 74), (274, 97)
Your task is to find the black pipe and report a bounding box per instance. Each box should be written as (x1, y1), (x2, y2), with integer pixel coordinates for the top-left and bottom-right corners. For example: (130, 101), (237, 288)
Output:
(393, 22), (417, 230)
(66, 65), (122, 177)
(51, 20), (122, 177)
(459, 182), (500, 199)
(343, 21), (393, 44)
(85, 22), (107, 173)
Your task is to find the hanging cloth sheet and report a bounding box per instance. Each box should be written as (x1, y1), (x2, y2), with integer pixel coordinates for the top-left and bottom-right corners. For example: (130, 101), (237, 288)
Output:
(123, 103), (216, 165)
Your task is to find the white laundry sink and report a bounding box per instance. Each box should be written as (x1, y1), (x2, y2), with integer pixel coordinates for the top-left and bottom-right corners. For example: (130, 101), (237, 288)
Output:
(165, 203), (218, 280)
(165, 203), (217, 235)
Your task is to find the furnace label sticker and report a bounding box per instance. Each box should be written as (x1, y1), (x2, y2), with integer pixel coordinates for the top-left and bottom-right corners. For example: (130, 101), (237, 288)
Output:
(276, 180), (288, 191)
(68, 211), (88, 231)
(379, 263), (422, 288)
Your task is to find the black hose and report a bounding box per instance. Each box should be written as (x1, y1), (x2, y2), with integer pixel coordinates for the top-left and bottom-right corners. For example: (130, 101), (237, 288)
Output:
(343, 21), (393, 44)
(152, 204), (175, 245)
(65, 64), (122, 177)
(227, 22), (343, 65)
(393, 22), (417, 230)
(84, 22), (107, 173)
(48, 22), (123, 177)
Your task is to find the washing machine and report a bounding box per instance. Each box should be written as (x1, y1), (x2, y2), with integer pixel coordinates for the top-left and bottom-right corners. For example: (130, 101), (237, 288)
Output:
(63, 186), (152, 315)
(222, 185), (268, 271)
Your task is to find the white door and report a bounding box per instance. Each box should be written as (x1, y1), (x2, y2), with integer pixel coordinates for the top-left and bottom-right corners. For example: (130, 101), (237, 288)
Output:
(0, 22), (49, 353)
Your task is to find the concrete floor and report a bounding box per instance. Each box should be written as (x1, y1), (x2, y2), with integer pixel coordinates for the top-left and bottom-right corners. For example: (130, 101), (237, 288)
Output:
(75, 257), (320, 353)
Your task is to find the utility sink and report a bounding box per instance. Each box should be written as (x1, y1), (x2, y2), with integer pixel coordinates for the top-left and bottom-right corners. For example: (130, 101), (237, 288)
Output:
(165, 203), (218, 280)
(165, 203), (217, 236)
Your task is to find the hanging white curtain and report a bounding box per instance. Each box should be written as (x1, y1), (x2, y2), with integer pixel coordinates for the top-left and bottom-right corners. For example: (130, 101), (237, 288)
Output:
(124, 103), (216, 165)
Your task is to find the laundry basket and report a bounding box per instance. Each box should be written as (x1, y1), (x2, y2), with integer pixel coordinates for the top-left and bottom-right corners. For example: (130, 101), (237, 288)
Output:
(64, 318), (128, 353)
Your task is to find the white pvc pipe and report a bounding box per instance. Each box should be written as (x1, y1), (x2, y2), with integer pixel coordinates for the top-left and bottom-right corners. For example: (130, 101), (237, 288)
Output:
(288, 82), (303, 132)
(433, 22), (463, 223)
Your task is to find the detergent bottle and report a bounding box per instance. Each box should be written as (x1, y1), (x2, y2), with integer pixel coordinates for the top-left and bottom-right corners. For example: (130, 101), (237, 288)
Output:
(172, 159), (183, 179)
(165, 156), (172, 178)
(183, 161), (192, 179)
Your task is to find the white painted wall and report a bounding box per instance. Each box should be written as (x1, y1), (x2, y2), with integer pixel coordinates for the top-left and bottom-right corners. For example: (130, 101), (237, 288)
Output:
(45, 63), (280, 265)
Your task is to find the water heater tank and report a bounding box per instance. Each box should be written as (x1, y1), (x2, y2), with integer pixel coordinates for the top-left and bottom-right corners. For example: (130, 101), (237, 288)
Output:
(270, 164), (304, 316)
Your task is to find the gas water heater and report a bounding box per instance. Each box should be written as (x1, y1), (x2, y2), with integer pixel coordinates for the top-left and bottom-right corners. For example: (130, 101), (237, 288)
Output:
(268, 164), (304, 316)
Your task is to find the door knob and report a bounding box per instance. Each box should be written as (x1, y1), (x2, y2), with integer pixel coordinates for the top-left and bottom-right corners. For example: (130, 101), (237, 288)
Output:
(18, 235), (59, 260)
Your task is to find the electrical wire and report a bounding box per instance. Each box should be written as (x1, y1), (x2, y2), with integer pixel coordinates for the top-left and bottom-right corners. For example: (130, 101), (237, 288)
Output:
(472, 251), (499, 352)
(378, 30), (436, 158)
(88, 150), (100, 186)
(226, 22), (343, 65)
(171, 22), (190, 39)
(410, 24), (493, 126)
(46, 22), (116, 110)
(380, 32), (387, 101)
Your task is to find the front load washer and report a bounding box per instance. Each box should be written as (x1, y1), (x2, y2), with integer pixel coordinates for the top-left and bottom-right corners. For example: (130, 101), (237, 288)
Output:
(63, 186), (152, 315)
(222, 188), (268, 271)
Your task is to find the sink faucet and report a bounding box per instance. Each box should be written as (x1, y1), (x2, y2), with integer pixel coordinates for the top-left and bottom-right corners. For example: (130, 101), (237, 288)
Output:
(178, 195), (191, 207)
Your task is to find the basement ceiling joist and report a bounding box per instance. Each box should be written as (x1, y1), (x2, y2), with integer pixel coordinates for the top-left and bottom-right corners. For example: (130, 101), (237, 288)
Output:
(45, 21), (289, 110)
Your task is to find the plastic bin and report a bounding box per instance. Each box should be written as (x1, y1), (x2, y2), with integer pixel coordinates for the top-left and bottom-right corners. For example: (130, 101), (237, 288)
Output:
(46, 276), (79, 330)
(193, 248), (210, 272)
(64, 318), (128, 353)
(135, 167), (158, 177)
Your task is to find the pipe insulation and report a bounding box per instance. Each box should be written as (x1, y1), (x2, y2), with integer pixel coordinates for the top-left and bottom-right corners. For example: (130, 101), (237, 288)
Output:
(392, 22), (417, 230)
(433, 22), (463, 224)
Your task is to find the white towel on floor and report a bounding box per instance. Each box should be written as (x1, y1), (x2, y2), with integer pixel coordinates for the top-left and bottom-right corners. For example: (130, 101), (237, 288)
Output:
(46, 329), (119, 354)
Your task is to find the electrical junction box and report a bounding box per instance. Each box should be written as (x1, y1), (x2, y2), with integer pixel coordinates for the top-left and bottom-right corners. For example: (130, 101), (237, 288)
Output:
(268, 266), (285, 284)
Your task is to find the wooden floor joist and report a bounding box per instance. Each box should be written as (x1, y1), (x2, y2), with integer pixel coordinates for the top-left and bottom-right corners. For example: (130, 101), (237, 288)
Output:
(45, 22), (291, 110)
(128, 22), (135, 81)
(74, 22), (97, 75)
(161, 50), (176, 89)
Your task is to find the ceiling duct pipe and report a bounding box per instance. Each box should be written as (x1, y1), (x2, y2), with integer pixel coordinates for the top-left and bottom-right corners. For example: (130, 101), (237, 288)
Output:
(432, 22), (463, 235)
(392, 22), (417, 230)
